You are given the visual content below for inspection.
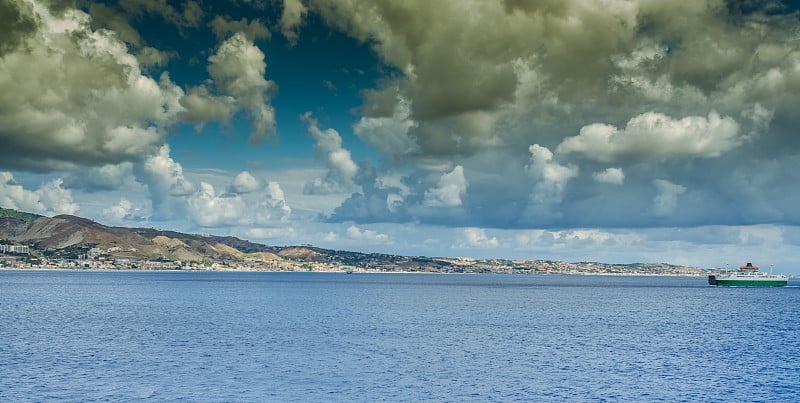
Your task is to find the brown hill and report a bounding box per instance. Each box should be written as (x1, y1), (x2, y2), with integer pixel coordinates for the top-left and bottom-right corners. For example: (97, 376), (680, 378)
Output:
(0, 215), (147, 250)
(0, 214), (286, 262)
(0, 209), (703, 275)
(277, 246), (323, 260)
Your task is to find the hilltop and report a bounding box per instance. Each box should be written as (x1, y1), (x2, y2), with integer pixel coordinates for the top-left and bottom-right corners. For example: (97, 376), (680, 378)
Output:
(0, 208), (42, 222)
(0, 208), (709, 275)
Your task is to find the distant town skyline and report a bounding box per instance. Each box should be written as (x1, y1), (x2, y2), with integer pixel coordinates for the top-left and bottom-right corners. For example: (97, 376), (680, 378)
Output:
(3, 1), (800, 273)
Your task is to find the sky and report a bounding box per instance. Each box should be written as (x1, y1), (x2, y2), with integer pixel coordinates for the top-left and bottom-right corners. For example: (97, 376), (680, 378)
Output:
(2, 0), (800, 273)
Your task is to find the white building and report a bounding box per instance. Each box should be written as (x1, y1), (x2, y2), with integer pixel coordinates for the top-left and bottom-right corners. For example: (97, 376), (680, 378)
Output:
(0, 244), (30, 254)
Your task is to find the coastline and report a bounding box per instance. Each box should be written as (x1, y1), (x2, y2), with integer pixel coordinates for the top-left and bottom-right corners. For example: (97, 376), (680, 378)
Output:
(0, 266), (713, 276)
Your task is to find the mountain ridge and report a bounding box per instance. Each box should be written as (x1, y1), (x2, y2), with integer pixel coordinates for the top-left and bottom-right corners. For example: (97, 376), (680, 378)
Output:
(0, 208), (706, 275)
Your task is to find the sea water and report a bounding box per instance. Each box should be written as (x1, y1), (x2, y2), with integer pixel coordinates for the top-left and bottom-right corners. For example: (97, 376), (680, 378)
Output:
(1, 271), (798, 401)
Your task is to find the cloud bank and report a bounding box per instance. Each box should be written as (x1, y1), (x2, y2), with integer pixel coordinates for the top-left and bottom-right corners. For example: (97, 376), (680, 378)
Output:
(3, 0), (800, 272)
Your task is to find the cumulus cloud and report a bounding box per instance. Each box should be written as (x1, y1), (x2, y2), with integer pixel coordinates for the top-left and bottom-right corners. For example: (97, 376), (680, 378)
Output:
(652, 179), (687, 216)
(231, 171), (263, 194)
(246, 227), (297, 242)
(309, 1), (526, 120)
(266, 181), (291, 217)
(305, 0), (643, 157)
(345, 225), (390, 243)
(129, 166), (294, 228)
(422, 165), (468, 208)
(556, 112), (743, 162)
(119, 0), (203, 31)
(301, 1), (800, 164)
(187, 182), (245, 227)
(178, 86), (235, 128)
(0, 1), (182, 171)
(102, 198), (134, 223)
(87, 3), (143, 47)
(252, 181), (292, 224)
(327, 162), (410, 223)
(64, 163), (135, 191)
(456, 227), (499, 249)
(137, 46), (177, 69)
(302, 113), (359, 195)
(134, 145), (193, 218)
(353, 96), (420, 158)
(7, 0), (800, 255)
(280, 0), (308, 45)
(209, 15), (270, 41)
(593, 168), (625, 185)
(101, 198), (147, 224)
(208, 32), (277, 145)
(0, 172), (78, 216)
(0, 1), (36, 57)
(525, 145), (578, 205)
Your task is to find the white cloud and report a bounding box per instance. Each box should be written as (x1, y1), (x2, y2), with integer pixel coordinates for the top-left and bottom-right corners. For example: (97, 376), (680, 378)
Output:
(345, 225), (390, 243)
(267, 181), (286, 202)
(208, 32), (277, 145)
(102, 198), (133, 223)
(525, 144), (578, 204)
(232, 171), (262, 194)
(280, 0), (307, 45)
(254, 181), (292, 224)
(593, 167), (625, 185)
(137, 145), (194, 197)
(0, 172), (78, 216)
(186, 182), (245, 227)
(652, 179), (687, 216)
(165, 170), (295, 227)
(101, 198), (147, 224)
(245, 226), (296, 241)
(386, 193), (404, 213)
(323, 231), (338, 242)
(557, 112), (742, 162)
(741, 103), (774, 139)
(135, 145), (193, 219)
(422, 165), (468, 208)
(456, 227), (499, 249)
(32, 179), (80, 216)
(302, 113), (359, 195)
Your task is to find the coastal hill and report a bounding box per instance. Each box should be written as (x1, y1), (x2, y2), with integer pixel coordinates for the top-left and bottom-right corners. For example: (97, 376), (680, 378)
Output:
(0, 208), (709, 275)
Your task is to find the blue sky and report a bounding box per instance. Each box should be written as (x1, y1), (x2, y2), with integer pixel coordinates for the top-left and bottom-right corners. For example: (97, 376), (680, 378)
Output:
(3, 0), (800, 273)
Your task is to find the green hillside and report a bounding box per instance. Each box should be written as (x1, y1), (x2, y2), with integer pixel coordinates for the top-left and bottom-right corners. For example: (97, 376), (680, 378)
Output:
(0, 207), (42, 222)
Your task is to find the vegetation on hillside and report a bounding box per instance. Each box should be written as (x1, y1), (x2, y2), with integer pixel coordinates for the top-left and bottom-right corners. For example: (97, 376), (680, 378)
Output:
(0, 207), (42, 222)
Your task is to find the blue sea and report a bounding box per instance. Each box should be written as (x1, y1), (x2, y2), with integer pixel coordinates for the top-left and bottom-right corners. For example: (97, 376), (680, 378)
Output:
(1, 271), (799, 402)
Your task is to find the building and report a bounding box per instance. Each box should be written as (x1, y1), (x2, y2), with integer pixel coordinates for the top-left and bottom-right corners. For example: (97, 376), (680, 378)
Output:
(0, 244), (30, 254)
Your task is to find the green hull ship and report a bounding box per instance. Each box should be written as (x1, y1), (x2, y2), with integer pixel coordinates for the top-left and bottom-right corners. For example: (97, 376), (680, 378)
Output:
(708, 263), (788, 287)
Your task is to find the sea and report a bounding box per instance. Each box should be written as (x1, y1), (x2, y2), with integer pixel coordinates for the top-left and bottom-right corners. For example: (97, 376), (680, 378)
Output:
(1, 270), (798, 402)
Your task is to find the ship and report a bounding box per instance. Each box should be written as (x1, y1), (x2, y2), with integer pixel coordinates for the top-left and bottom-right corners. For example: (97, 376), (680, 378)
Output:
(708, 263), (788, 286)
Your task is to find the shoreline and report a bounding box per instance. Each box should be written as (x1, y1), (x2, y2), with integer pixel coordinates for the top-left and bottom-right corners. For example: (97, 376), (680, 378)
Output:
(0, 266), (715, 277)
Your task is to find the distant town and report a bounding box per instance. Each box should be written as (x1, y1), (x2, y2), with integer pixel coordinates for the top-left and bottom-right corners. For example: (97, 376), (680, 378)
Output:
(0, 208), (718, 276)
(0, 241), (713, 276)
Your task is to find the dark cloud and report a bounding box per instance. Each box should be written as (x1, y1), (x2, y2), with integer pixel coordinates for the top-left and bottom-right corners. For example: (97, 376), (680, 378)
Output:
(87, 3), (143, 46)
(119, 0), (204, 31)
(329, 162), (402, 223)
(0, 2), (181, 171)
(209, 15), (270, 41)
(5, 0), (800, 269)
(0, 0), (37, 56)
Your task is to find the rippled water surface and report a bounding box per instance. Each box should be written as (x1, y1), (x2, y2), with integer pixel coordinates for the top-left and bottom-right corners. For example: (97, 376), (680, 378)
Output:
(2, 271), (799, 401)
